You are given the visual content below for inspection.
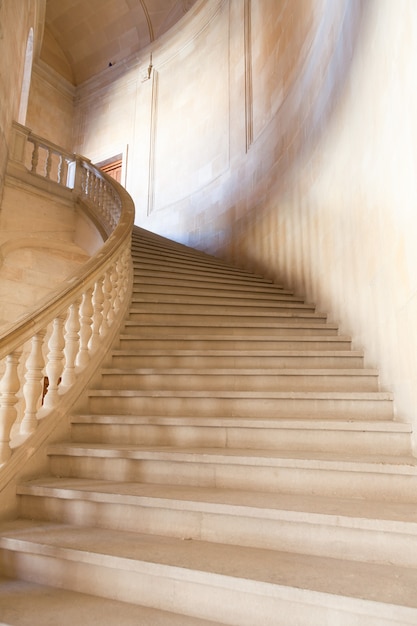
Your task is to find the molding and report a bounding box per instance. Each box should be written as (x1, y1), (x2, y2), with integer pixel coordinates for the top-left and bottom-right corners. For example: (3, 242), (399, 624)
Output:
(147, 70), (159, 216)
(244, 0), (253, 152)
(32, 59), (76, 101)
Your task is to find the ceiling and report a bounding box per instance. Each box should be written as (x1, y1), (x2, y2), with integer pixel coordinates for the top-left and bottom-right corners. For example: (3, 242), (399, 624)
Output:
(41, 0), (198, 85)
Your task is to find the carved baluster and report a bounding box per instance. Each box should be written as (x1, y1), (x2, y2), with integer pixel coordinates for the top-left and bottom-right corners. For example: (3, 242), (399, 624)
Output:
(89, 278), (104, 351)
(21, 331), (46, 434)
(111, 263), (120, 315)
(0, 349), (22, 463)
(45, 147), (52, 179)
(61, 300), (81, 388)
(43, 315), (66, 409)
(58, 154), (69, 186)
(102, 269), (113, 330)
(30, 141), (39, 174)
(76, 288), (94, 368)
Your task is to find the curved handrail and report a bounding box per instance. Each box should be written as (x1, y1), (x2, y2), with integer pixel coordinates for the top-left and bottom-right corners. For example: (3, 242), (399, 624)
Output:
(0, 123), (135, 469)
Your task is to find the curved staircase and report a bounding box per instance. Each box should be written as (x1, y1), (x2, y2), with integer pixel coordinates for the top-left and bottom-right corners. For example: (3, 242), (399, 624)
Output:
(1, 226), (417, 625)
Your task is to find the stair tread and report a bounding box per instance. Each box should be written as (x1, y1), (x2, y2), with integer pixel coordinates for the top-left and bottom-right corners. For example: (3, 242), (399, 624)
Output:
(71, 415), (410, 431)
(88, 389), (392, 399)
(0, 576), (221, 626)
(2, 521), (417, 612)
(47, 443), (417, 472)
(18, 478), (417, 529)
(101, 367), (378, 376)
(120, 332), (351, 343)
(112, 348), (364, 357)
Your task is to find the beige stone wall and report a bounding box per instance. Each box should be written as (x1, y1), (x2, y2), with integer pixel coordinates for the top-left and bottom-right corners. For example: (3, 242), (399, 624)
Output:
(0, 0), (44, 200)
(72, 0), (417, 440)
(25, 62), (75, 152)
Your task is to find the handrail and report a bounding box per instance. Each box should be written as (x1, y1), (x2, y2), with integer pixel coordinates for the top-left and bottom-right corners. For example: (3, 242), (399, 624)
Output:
(0, 122), (135, 467)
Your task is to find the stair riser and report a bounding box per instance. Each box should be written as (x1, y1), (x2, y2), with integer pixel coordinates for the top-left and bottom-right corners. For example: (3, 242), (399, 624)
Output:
(129, 300), (312, 313)
(123, 324), (339, 336)
(118, 338), (350, 350)
(18, 494), (417, 569)
(133, 276), (288, 294)
(133, 274), (279, 290)
(87, 395), (393, 420)
(47, 455), (416, 503)
(70, 424), (410, 456)
(97, 372), (379, 392)
(132, 262), (266, 283)
(0, 548), (403, 626)
(128, 312), (323, 324)
(131, 286), (294, 300)
(110, 354), (365, 369)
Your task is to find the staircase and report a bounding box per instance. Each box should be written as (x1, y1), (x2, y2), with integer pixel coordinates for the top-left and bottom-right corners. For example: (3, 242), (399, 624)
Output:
(1, 226), (417, 625)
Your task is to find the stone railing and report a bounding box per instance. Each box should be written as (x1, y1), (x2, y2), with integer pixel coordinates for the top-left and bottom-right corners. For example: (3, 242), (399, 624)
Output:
(0, 122), (134, 471)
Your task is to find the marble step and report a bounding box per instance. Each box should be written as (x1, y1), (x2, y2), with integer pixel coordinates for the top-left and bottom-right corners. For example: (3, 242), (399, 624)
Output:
(16, 479), (417, 567)
(117, 334), (352, 351)
(131, 282), (294, 299)
(122, 321), (339, 337)
(133, 267), (286, 295)
(86, 389), (393, 420)
(131, 239), (257, 273)
(130, 294), (311, 309)
(127, 310), (328, 324)
(1, 521), (416, 625)
(128, 302), (317, 316)
(133, 258), (266, 282)
(0, 576), (221, 626)
(132, 285), (302, 308)
(70, 415), (411, 455)
(46, 444), (417, 501)
(133, 264), (279, 286)
(97, 367), (380, 392)
(110, 348), (365, 369)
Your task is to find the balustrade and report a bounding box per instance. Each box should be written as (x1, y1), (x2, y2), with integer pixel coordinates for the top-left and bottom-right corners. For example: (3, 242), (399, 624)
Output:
(0, 122), (134, 468)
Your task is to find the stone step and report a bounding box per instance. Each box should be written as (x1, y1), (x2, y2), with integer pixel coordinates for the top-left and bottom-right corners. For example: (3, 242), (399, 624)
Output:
(132, 273), (291, 294)
(46, 444), (417, 502)
(133, 263), (279, 286)
(2, 521), (417, 625)
(86, 389), (393, 420)
(131, 286), (302, 303)
(97, 368), (380, 392)
(131, 282), (294, 299)
(117, 334), (352, 351)
(128, 301), (317, 316)
(133, 258), (267, 283)
(131, 239), (255, 273)
(123, 321), (339, 337)
(70, 415), (411, 456)
(131, 239), (263, 274)
(131, 294), (310, 309)
(127, 312), (327, 327)
(110, 348), (365, 369)
(0, 576), (221, 626)
(16, 479), (417, 568)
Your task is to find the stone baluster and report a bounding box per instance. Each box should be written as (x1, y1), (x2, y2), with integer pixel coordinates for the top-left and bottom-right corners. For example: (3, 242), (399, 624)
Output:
(111, 263), (120, 316)
(89, 278), (104, 351)
(102, 269), (113, 329)
(0, 349), (23, 464)
(21, 330), (47, 434)
(45, 147), (52, 179)
(58, 154), (69, 186)
(76, 288), (94, 368)
(43, 315), (66, 409)
(30, 141), (39, 174)
(61, 300), (81, 388)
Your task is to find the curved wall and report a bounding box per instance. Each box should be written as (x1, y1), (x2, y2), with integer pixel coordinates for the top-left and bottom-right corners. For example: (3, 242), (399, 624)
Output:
(0, 0), (44, 201)
(73, 0), (417, 438)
